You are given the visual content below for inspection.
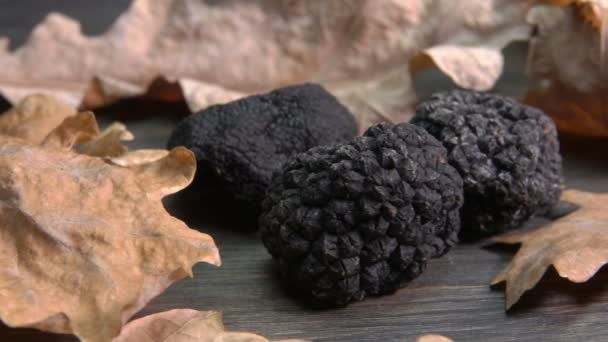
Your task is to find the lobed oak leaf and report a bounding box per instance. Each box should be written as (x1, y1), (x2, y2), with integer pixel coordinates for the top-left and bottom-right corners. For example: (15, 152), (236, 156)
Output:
(0, 94), (78, 144)
(0, 138), (220, 342)
(108, 149), (171, 167)
(492, 189), (608, 309)
(0, 94), (137, 158)
(0, 93), (173, 173)
(39, 111), (99, 150)
(74, 122), (134, 157)
(0, 0), (532, 131)
(113, 309), (307, 342)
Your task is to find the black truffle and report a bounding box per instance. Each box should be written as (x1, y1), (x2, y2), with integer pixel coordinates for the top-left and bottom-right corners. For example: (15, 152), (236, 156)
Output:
(167, 83), (357, 211)
(260, 122), (464, 305)
(411, 90), (563, 237)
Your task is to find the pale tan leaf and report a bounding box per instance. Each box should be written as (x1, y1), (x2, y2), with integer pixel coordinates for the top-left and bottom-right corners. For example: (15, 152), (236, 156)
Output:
(0, 140), (220, 342)
(414, 46), (504, 91)
(0, 93), (134, 157)
(0, 94), (77, 144)
(0, 93), (130, 157)
(74, 122), (134, 157)
(416, 335), (455, 342)
(492, 189), (608, 310)
(109, 149), (170, 167)
(40, 111), (99, 149)
(128, 147), (198, 197)
(96, 75), (147, 99)
(113, 309), (307, 342)
(0, 0), (533, 131)
(178, 79), (245, 112)
(406, 0), (533, 92)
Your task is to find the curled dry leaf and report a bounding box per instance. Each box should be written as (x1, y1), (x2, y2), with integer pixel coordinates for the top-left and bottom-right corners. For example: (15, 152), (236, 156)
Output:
(40, 111), (99, 149)
(0, 138), (220, 342)
(0, 93), (77, 144)
(108, 149), (170, 167)
(74, 122), (134, 157)
(0, 0), (532, 131)
(416, 335), (455, 342)
(0, 94), (131, 157)
(113, 309), (306, 342)
(0, 93), (136, 158)
(524, 1), (608, 137)
(492, 189), (608, 309)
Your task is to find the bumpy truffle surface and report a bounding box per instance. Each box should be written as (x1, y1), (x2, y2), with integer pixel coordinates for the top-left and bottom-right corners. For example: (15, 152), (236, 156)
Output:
(411, 90), (563, 237)
(260, 123), (463, 305)
(167, 83), (357, 209)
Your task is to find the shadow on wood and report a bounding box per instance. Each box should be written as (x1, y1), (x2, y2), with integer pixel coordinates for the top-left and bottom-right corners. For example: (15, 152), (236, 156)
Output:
(0, 322), (76, 342)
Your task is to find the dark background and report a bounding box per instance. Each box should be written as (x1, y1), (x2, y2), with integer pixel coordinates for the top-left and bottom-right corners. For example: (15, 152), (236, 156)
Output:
(1, 2), (608, 341)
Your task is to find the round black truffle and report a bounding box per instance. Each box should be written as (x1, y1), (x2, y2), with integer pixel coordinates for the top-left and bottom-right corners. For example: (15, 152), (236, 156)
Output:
(167, 83), (357, 210)
(411, 90), (563, 237)
(260, 122), (464, 305)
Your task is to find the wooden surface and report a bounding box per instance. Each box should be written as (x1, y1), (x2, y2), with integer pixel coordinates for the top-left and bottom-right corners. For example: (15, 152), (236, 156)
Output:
(1, 2), (608, 341)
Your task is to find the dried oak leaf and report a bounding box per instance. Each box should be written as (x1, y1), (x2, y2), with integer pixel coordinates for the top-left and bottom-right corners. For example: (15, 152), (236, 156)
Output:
(524, 1), (608, 137)
(74, 122), (134, 157)
(1, 94), (134, 157)
(0, 93), (78, 144)
(108, 149), (171, 167)
(0, 139), (221, 342)
(39, 111), (99, 150)
(113, 309), (306, 342)
(492, 189), (608, 309)
(0, 0), (532, 131)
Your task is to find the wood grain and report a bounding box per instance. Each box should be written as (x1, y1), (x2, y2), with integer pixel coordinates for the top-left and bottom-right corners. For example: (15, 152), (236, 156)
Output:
(1, 2), (608, 341)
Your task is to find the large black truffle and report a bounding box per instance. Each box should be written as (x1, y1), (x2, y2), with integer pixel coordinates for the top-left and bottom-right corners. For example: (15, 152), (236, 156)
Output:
(411, 90), (563, 237)
(167, 83), (357, 211)
(260, 122), (464, 305)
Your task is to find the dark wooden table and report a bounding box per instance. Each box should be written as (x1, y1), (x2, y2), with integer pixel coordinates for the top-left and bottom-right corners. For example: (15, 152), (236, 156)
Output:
(1, 2), (608, 341)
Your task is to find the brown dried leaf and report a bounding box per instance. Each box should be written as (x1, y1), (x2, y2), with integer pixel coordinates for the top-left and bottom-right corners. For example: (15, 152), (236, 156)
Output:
(524, 2), (608, 137)
(113, 309), (306, 342)
(0, 0), (533, 130)
(74, 122), (134, 157)
(0, 139), (220, 342)
(416, 335), (455, 342)
(492, 189), (608, 309)
(524, 83), (608, 137)
(0, 94), (77, 144)
(0, 94), (136, 157)
(39, 111), (99, 149)
(109, 149), (170, 167)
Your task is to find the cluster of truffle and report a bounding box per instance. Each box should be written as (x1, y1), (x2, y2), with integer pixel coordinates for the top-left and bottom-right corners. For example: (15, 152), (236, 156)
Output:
(411, 90), (563, 237)
(260, 123), (464, 304)
(168, 84), (563, 305)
